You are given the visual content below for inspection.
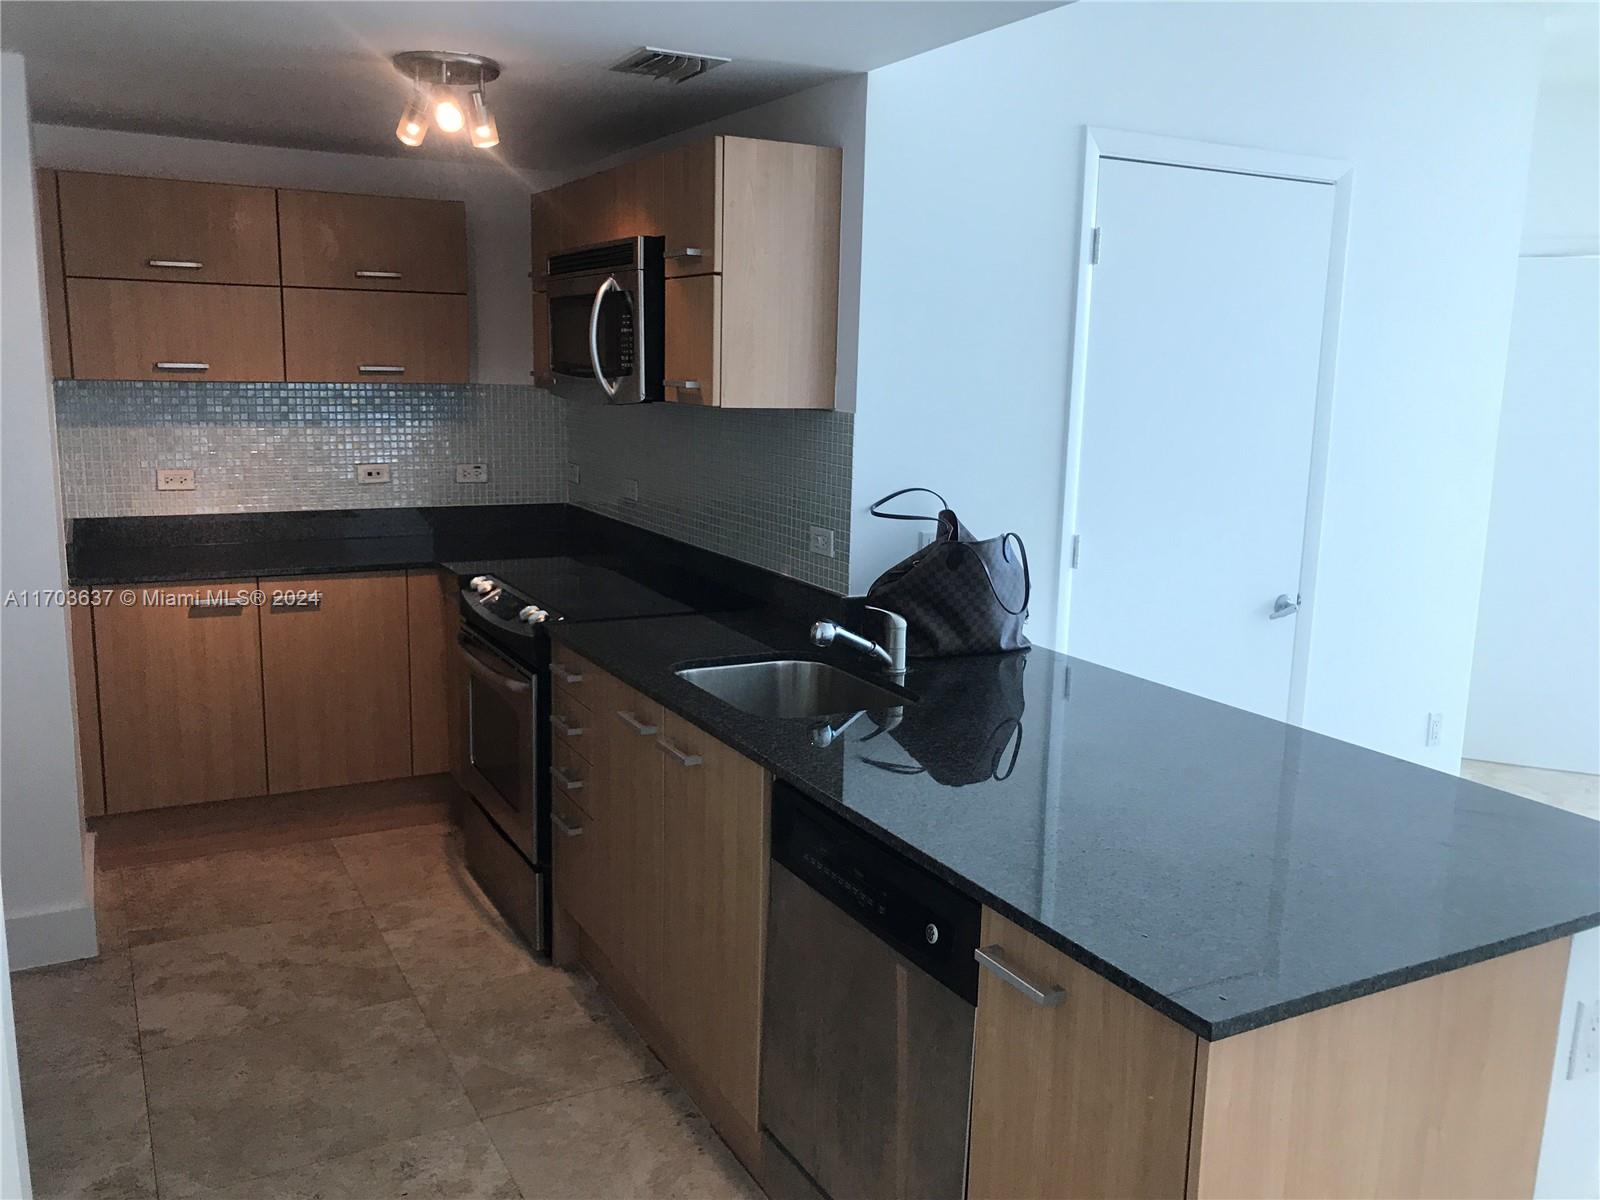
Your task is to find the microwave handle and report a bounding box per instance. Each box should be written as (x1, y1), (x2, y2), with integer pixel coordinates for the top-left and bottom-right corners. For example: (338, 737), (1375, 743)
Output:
(588, 275), (622, 399)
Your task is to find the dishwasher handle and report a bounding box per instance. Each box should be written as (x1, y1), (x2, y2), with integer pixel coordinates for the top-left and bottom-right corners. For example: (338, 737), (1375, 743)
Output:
(975, 945), (1066, 1007)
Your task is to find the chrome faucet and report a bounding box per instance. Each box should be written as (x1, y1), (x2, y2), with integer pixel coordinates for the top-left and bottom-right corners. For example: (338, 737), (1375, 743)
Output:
(811, 606), (907, 681)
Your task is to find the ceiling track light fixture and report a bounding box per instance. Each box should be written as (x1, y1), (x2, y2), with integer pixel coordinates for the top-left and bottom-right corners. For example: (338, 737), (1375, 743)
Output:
(391, 50), (501, 150)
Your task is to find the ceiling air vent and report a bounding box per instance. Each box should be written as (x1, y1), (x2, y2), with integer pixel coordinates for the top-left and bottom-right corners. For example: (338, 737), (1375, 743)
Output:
(610, 46), (731, 84)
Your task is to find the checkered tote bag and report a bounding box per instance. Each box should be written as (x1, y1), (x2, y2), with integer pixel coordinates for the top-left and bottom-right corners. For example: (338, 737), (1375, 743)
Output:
(863, 488), (1030, 657)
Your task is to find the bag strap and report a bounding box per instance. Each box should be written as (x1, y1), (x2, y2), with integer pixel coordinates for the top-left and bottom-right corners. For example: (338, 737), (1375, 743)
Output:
(869, 488), (949, 523)
(948, 532), (1033, 616)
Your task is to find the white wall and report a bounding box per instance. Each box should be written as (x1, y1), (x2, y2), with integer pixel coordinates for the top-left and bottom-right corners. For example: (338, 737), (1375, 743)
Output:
(30, 124), (554, 384)
(1, 53), (97, 970)
(850, 0), (1543, 769)
(1464, 256), (1600, 773)
(1521, 72), (1600, 256)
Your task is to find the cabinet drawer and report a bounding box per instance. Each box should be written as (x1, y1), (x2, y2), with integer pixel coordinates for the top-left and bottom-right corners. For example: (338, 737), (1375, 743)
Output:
(551, 789), (601, 935)
(59, 172), (280, 285)
(94, 579), (268, 813)
(663, 274), (720, 406)
(278, 190), (467, 293)
(550, 652), (600, 702)
(67, 279), (284, 382)
(552, 739), (597, 818)
(282, 289), (468, 383)
(550, 690), (594, 759)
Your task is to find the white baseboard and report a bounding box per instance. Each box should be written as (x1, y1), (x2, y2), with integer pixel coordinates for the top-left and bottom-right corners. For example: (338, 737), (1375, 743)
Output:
(5, 900), (98, 971)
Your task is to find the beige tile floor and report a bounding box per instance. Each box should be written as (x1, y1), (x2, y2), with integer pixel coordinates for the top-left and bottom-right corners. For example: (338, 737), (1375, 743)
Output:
(14, 820), (763, 1200)
(1461, 758), (1600, 821)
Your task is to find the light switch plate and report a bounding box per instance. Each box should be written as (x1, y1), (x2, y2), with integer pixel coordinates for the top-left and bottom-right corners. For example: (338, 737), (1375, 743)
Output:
(623, 478), (640, 502)
(156, 468), (196, 492)
(809, 526), (836, 558)
(456, 463), (488, 483)
(567, 463), (581, 485)
(357, 463), (391, 484)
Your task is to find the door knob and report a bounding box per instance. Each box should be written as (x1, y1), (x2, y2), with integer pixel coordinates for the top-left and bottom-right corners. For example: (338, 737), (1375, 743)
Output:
(1270, 593), (1300, 620)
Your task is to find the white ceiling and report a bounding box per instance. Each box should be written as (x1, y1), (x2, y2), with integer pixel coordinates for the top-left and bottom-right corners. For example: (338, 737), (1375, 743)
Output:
(0, 1), (1059, 169)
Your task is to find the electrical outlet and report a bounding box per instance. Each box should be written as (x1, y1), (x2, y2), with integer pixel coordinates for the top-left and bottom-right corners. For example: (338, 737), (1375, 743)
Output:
(155, 467), (195, 492)
(623, 478), (640, 502)
(356, 463), (391, 484)
(1425, 712), (1443, 747)
(455, 463), (488, 483)
(809, 526), (836, 558)
(1567, 1000), (1598, 1079)
(567, 463), (581, 485)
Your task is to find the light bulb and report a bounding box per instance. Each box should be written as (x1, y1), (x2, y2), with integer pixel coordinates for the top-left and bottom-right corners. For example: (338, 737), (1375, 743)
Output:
(395, 84), (430, 147)
(434, 88), (465, 133)
(468, 88), (499, 149)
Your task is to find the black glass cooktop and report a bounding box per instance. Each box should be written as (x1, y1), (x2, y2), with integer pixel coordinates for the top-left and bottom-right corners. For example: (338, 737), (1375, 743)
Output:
(454, 556), (703, 623)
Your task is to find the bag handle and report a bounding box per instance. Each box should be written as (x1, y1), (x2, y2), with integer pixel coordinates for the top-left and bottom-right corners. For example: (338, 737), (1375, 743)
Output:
(869, 488), (949, 522)
(948, 532), (1033, 617)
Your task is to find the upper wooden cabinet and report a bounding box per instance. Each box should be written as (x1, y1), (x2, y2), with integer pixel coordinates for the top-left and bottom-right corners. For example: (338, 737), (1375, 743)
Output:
(278, 190), (467, 294)
(67, 278), (285, 382)
(58, 172), (280, 285)
(282, 289), (468, 383)
(639, 139), (720, 276)
(35, 170), (72, 378)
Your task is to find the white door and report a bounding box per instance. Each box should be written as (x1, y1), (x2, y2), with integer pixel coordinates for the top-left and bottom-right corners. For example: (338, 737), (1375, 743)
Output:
(1065, 157), (1336, 718)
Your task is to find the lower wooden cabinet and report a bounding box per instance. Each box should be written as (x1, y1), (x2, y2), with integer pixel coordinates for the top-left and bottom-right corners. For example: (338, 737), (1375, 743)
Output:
(259, 573), (412, 793)
(67, 279), (285, 382)
(282, 289), (468, 383)
(406, 568), (455, 776)
(94, 580), (269, 813)
(600, 677), (667, 1011)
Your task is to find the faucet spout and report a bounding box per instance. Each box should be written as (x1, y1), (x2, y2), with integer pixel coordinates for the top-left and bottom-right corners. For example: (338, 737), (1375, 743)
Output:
(811, 608), (907, 679)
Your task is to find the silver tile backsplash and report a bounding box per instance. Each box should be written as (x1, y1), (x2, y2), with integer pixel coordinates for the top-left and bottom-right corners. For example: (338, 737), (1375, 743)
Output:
(54, 382), (852, 591)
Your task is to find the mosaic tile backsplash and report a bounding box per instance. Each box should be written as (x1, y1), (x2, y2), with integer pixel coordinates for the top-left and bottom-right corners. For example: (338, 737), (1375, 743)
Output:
(54, 381), (853, 591)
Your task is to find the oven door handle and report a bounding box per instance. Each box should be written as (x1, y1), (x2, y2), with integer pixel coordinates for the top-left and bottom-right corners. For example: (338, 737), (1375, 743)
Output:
(588, 275), (622, 399)
(457, 635), (532, 695)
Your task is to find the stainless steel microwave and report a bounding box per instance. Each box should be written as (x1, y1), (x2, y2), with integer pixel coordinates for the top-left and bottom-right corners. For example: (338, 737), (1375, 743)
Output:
(542, 236), (664, 405)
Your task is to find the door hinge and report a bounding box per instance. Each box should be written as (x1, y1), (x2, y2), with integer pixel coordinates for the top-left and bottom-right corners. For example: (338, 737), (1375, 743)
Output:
(1089, 227), (1102, 265)
(1070, 534), (1082, 568)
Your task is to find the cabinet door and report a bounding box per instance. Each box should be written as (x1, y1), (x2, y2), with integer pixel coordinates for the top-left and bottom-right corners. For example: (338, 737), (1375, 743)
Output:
(58, 172), (279, 285)
(551, 789), (602, 936)
(658, 711), (769, 1135)
(259, 573), (412, 794)
(68, 279), (284, 382)
(644, 138), (721, 276)
(406, 568), (454, 776)
(36, 170), (72, 378)
(663, 274), (719, 406)
(602, 680), (665, 1008)
(94, 581), (268, 813)
(531, 290), (553, 387)
(282, 289), (468, 383)
(277, 190), (467, 293)
(967, 908), (1197, 1200)
(67, 602), (105, 817)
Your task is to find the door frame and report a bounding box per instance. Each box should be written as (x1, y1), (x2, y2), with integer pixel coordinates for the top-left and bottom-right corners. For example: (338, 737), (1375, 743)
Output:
(1055, 128), (1355, 725)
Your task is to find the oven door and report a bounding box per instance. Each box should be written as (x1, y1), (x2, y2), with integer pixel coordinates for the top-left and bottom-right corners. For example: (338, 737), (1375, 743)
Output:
(547, 267), (647, 405)
(457, 630), (539, 862)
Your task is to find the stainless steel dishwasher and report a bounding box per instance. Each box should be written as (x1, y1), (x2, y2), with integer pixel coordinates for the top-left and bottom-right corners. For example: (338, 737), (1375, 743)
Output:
(761, 782), (981, 1200)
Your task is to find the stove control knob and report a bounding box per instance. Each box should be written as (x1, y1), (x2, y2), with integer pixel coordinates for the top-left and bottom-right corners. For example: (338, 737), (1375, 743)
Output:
(518, 605), (548, 625)
(469, 576), (496, 595)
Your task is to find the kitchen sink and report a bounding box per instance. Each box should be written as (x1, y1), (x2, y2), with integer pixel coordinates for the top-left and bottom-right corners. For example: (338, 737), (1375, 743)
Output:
(674, 659), (912, 718)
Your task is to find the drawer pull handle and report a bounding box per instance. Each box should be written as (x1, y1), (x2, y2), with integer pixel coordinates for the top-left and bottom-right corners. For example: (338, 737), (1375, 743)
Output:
(187, 597), (246, 615)
(552, 766), (585, 792)
(615, 710), (659, 736)
(269, 598), (321, 613)
(551, 810), (585, 838)
(550, 713), (585, 738)
(656, 737), (703, 767)
(975, 946), (1066, 1007)
(154, 362), (210, 372)
(665, 247), (704, 260)
(354, 270), (403, 279)
(358, 364), (406, 375)
(147, 259), (202, 269)
(552, 663), (584, 685)
(664, 379), (702, 391)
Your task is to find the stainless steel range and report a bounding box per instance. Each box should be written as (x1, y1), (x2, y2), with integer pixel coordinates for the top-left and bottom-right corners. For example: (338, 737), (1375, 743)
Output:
(454, 557), (700, 951)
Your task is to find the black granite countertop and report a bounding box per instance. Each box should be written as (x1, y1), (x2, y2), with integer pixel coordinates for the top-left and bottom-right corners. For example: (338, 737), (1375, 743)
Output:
(548, 611), (1600, 1041)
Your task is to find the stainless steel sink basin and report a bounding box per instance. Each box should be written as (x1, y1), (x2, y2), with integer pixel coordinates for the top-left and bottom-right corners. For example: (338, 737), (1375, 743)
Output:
(674, 659), (911, 718)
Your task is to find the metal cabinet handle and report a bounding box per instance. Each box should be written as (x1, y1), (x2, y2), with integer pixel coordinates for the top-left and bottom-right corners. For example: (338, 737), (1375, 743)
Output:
(268, 598), (321, 613)
(154, 362), (210, 371)
(358, 364), (406, 375)
(1270, 593), (1300, 620)
(147, 259), (202, 269)
(664, 379), (702, 391)
(552, 766), (585, 792)
(552, 662), (584, 685)
(665, 247), (704, 260)
(975, 946), (1066, 1007)
(615, 710), (659, 736)
(656, 737), (703, 767)
(550, 712), (586, 738)
(187, 597), (245, 615)
(551, 809), (585, 838)
(354, 270), (403, 279)
(588, 275), (622, 399)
